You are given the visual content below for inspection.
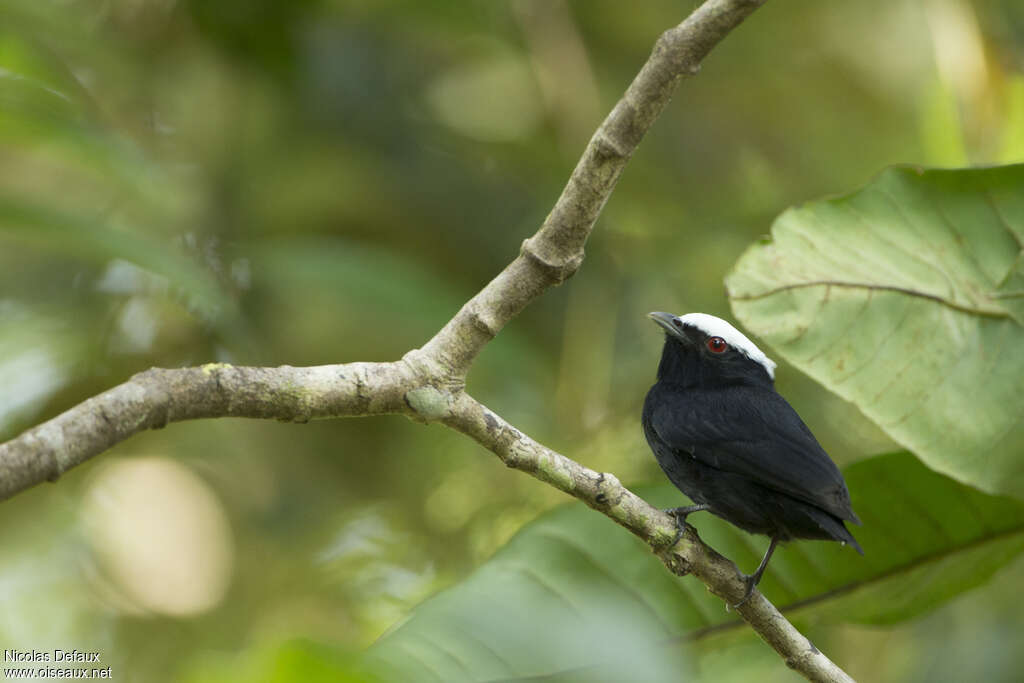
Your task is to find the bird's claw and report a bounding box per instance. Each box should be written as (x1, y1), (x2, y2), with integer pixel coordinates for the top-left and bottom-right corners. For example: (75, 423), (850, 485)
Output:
(665, 508), (687, 547)
(663, 504), (710, 548)
(729, 574), (758, 609)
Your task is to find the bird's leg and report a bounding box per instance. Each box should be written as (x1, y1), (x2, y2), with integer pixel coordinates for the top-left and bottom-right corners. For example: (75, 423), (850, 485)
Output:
(665, 504), (710, 547)
(733, 536), (780, 608)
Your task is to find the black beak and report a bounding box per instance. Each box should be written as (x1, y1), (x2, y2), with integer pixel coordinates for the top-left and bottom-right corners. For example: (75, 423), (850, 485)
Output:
(648, 311), (691, 345)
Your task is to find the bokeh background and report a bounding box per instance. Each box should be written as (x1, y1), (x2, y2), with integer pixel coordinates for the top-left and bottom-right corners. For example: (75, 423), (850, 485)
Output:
(2, 0), (1023, 681)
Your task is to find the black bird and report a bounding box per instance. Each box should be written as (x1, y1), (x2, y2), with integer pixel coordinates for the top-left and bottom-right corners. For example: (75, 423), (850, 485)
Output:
(642, 311), (862, 605)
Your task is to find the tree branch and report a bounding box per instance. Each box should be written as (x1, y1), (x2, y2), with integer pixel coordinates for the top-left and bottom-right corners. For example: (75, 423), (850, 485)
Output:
(0, 1), (857, 681)
(418, 0), (768, 377)
(0, 362), (412, 500)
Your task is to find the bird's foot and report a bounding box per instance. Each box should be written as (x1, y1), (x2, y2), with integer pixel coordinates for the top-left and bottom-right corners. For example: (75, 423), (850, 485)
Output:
(664, 504), (710, 547)
(729, 574), (759, 609)
(730, 537), (779, 609)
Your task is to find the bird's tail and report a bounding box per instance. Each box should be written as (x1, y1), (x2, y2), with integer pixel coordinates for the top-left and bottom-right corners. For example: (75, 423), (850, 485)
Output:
(812, 508), (864, 555)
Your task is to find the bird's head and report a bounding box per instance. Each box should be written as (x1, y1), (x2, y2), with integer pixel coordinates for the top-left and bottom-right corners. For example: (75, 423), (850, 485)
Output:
(648, 311), (776, 387)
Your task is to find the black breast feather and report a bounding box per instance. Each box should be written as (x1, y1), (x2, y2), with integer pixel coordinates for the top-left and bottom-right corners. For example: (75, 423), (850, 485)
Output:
(647, 384), (859, 524)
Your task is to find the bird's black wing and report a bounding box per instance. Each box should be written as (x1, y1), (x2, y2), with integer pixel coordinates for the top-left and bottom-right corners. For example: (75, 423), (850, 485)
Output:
(648, 384), (859, 523)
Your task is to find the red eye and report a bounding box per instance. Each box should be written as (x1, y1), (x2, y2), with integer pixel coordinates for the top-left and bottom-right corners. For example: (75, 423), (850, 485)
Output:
(706, 336), (728, 354)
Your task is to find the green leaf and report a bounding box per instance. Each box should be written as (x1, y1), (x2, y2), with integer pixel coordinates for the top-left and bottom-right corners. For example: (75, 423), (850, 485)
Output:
(726, 165), (1024, 495)
(365, 453), (1024, 681)
(0, 197), (235, 324)
(0, 46), (175, 211)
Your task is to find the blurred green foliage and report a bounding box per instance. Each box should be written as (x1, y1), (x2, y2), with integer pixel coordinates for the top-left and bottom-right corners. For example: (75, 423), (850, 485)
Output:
(1, 0), (1024, 681)
(366, 453), (1024, 681)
